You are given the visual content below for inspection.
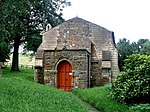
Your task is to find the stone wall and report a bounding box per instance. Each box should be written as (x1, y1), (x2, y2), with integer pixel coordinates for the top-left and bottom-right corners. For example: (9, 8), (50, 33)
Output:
(41, 50), (90, 89)
(34, 67), (44, 84)
(110, 48), (120, 79)
(90, 61), (101, 86)
(35, 17), (119, 89)
(56, 19), (92, 52)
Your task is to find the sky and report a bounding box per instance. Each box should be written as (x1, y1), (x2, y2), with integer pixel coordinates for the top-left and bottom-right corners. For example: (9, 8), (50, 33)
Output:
(62, 0), (150, 42)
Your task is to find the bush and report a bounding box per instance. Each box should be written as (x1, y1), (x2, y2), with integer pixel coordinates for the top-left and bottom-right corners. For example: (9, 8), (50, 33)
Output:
(130, 104), (150, 112)
(111, 54), (150, 104)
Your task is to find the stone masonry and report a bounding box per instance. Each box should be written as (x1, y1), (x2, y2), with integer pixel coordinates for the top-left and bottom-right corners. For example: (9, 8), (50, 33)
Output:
(35, 17), (119, 90)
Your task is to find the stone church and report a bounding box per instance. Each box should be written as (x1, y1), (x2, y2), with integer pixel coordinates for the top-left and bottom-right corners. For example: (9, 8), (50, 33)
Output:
(34, 17), (119, 91)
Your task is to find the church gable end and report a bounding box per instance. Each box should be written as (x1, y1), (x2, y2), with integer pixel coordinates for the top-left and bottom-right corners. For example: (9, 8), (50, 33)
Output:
(34, 17), (119, 91)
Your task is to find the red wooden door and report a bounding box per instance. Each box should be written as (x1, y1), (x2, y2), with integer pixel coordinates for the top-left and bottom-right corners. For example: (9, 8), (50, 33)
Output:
(57, 60), (72, 92)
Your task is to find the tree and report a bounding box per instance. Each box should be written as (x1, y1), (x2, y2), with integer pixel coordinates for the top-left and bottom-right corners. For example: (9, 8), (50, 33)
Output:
(0, 39), (10, 62)
(140, 40), (150, 55)
(117, 38), (150, 71)
(0, 23), (10, 62)
(131, 39), (149, 53)
(137, 39), (149, 49)
(117, 38), (133, 71)
(130, 41), (139, 53)
(0, 24), (10, 76)
(0, 0), (70, 71)
(0, 37), (9, 76)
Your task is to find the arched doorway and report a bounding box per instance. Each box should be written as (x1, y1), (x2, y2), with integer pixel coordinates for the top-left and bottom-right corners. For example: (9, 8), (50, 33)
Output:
(57, 60), (72, 92)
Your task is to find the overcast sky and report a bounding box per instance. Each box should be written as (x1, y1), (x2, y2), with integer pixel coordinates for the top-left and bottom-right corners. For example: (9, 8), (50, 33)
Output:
(62, 0), (150, 42)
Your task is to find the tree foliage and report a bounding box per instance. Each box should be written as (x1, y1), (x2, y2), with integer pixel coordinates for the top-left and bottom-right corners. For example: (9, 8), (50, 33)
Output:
(0, 0), (70, 71)
(0, 22), (10, 62)
(111, 54), (150, 104)
(137, 39), (149, 48)
(117, 38), (133, 71)
(0, 39), (10, 62)
(140, 41), (150, 55)
(117, 38), (149, 71)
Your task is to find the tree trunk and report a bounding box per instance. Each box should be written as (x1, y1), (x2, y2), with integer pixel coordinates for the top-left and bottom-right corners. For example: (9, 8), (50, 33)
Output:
(11, 37), (20, 71)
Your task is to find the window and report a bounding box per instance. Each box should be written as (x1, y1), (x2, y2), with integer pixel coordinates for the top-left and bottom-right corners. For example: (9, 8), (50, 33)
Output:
(102, 51), (111, 61)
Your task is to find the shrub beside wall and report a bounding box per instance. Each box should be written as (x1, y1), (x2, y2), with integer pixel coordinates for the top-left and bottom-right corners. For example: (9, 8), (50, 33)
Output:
(111, 54), (150, 104)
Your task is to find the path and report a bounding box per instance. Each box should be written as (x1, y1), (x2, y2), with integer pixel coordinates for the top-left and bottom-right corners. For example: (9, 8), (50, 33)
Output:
(75, 95), (101, 112)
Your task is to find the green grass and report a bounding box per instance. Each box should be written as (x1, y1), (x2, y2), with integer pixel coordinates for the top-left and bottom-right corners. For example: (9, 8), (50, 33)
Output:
(2, 67), (34, 82)
(130, 104), (150, 112)
(0, 68), (89, 112)
(2, 68), (149, 112)
(73, 84), (133, 112)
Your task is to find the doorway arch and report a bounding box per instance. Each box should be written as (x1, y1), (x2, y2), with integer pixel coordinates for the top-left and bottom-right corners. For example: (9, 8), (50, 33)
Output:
(57, 60), (72, 91)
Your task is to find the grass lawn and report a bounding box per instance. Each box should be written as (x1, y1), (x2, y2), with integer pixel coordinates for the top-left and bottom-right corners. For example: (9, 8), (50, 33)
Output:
(1, 67), (149, 112)
(2, 67), (34, 82)
(0, 68), (89, 112)
(73, 85), (134, 112)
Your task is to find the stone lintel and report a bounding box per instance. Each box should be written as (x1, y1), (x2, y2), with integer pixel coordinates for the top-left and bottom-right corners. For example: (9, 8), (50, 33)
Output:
(35, 59), (43, 67)
(102, 61), (111, 68)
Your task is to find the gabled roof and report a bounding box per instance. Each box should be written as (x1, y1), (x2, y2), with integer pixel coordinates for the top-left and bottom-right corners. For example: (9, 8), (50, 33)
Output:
(64, 17), (109, 31)
(35, 17), (117, 59)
